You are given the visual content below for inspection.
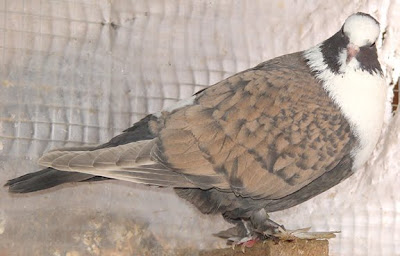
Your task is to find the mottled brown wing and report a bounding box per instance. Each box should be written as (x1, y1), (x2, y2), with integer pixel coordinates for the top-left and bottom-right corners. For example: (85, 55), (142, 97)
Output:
(154, 53), (355, 199)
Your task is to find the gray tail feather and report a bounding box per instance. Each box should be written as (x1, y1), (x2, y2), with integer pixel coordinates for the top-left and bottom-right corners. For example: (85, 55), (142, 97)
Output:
(4, 168), (102, 193)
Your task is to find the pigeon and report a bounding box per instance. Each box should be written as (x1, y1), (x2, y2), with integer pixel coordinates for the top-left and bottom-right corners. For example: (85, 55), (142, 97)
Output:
(5, 12), (386, 243)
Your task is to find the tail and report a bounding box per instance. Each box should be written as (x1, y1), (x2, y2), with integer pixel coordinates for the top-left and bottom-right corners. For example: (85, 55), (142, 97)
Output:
(5, 168), (95, 193)
(5, 114), (166, 193)
(5, 139), (196, 193)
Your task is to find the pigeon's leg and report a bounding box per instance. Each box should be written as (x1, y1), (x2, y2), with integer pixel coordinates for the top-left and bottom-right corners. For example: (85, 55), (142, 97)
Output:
(250, 208), (284, 237)
(213, 210), (278, 250)
(225, 220), (261, 252)
(214, 218), (260, 250)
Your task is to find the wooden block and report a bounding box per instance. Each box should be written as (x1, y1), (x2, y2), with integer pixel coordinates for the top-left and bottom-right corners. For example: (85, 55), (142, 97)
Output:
(199, 239), (329, 256)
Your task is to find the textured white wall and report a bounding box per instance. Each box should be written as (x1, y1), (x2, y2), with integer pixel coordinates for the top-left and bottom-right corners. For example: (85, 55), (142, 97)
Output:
(0, 1), (399, 255)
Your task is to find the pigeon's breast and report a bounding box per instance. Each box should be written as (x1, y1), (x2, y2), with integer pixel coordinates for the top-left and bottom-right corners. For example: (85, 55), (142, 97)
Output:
(304, 46), (387, 170)
(322, 69), (386, 170)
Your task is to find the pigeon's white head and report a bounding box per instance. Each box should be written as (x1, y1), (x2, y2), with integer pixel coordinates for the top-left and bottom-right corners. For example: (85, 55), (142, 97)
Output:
(343, 13), (380, 48)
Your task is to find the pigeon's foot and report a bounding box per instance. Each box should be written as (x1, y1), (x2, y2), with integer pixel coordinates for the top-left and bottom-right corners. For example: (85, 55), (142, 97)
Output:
(215, 208), (339, 249)
(215, 213), (279, 252)
(227, 235), (260, 253)
(214, 219), (265, 252)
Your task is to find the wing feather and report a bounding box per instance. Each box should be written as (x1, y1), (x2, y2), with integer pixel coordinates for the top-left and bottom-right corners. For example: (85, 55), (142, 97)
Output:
(153, 54), (355, 199)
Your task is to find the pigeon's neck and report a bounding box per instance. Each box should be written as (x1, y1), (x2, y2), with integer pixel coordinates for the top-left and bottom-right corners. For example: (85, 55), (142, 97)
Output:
(303, 45), (386, 170)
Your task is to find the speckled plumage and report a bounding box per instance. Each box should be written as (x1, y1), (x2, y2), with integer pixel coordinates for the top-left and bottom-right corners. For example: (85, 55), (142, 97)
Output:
(156, 52), (356, 201)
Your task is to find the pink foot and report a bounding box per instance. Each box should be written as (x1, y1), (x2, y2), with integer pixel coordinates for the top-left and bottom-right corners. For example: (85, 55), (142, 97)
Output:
(229, 236), (260, 252)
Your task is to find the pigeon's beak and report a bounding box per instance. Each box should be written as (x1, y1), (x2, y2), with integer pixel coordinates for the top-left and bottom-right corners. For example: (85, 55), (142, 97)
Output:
(346, 43), (360, 64)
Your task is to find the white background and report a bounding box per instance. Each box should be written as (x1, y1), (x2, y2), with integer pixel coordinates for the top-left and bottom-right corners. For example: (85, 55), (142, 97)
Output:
(1, 1), (400, 255)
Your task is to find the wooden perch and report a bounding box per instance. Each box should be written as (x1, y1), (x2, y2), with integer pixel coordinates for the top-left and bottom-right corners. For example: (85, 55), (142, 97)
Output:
(199, 239), (329, 256)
